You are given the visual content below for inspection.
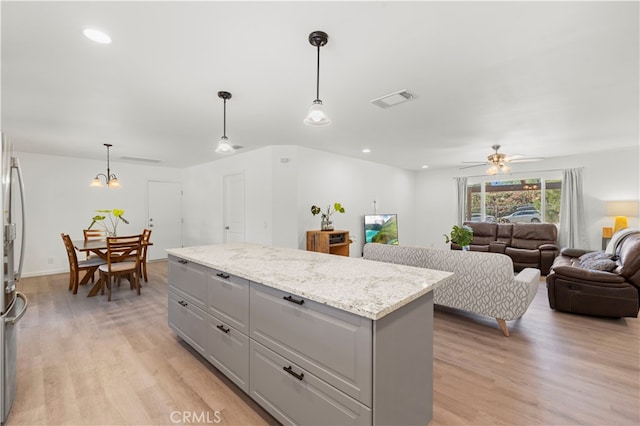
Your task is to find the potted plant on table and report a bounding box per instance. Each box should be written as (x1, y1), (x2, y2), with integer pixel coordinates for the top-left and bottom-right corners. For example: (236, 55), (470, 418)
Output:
(87, 209), (129, 236)
(444, 225), (474, 250)
(311, 202), (345, 231)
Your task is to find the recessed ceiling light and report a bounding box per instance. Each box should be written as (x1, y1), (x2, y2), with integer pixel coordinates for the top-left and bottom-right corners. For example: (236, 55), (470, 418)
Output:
(83, 28), (112, 44)
(362, 148), (371, 153)
(421, 165), (429, 169)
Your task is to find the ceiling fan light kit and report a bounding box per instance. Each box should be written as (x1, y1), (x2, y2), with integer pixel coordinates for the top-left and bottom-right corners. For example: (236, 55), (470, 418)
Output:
(90, 143), (120, 188)
(215, 91), (235, 154)
(485, 145), (512, 175)
(304, 31), (331, 126)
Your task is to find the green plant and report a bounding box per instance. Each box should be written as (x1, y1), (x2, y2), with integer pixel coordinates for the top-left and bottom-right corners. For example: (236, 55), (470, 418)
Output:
(444, 225), (474, 247)
(88, 209), (129, 235)
(311, 202), (346, 221)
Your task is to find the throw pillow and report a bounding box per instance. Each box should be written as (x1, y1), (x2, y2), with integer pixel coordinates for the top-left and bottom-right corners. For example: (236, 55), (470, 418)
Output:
(580, 258), (617, 272)
(579, 251), (610, 262)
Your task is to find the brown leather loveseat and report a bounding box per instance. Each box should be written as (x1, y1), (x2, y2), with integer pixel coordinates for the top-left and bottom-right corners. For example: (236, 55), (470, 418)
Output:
(451, 222), (559, 275)
(546, 232), (640, 318)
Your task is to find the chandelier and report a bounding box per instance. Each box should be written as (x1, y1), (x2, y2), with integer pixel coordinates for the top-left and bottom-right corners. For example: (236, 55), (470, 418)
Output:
(90, 143), (120, 188)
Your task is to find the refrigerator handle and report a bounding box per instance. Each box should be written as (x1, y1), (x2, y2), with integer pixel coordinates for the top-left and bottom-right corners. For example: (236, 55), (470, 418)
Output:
(11, 157), (26, 283)
(5, 292), (27, 324)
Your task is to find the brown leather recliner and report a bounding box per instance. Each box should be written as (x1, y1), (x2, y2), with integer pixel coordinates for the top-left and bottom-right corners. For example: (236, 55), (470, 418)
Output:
(546, 233), (640, 318)
(505, 223), (559, 275)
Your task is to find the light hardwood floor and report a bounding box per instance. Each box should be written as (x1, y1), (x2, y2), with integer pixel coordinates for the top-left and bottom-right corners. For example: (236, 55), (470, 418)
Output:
(7, 261), (639, 425)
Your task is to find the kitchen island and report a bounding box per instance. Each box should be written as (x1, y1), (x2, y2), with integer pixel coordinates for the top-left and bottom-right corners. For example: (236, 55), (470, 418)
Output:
(167, 243), (452, 426)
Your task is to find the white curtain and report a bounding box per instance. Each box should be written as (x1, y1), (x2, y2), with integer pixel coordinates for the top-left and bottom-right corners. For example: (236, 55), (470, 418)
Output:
(558, 168), (588, 248)
(455, 177), (467, 226)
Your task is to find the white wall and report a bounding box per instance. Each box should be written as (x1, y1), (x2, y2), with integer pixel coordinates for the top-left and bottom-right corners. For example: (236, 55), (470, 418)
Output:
(182, 145), (418, 257)
(23, 144), (636, 275)
(296, 147), (417, 256)
(415, 146), (640, 251)
(17, 151), (182, 277)
(181, 147), (274, 247)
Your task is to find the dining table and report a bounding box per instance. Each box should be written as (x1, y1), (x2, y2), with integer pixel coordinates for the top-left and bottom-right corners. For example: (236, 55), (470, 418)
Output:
(73, 238), (153, 297)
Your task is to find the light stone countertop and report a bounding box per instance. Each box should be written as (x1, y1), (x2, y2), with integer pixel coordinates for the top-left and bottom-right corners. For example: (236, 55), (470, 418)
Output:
(166, 243), (453, 320)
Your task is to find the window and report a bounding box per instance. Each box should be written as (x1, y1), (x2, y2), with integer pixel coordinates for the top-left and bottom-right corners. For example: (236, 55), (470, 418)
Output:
(465, 177), (561, 225)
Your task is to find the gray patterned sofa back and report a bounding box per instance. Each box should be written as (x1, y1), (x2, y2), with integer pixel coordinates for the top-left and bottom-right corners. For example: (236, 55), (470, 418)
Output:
(362, 243), (540, 336)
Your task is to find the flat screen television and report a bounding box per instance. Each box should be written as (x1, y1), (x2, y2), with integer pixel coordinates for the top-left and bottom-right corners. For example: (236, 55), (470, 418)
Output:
(364, 214), (398, 245)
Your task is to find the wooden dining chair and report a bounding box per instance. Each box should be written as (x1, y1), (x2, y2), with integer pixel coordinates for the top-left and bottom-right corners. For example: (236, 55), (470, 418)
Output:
(98, 234), (143, 302)
(123, 229), (152, 283)
(61, 233), (106, 294)
(83, 229), (107, 261)
(83, 229), (106, 241)
(140, 228), (152, 282)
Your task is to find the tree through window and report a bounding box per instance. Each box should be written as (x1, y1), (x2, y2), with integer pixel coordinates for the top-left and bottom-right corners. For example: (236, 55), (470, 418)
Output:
(466, 178), (561, 224)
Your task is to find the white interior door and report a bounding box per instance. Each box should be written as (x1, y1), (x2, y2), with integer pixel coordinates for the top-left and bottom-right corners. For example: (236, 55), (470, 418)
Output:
(147, 181), (183, 260)
(223, 173), (245, 243)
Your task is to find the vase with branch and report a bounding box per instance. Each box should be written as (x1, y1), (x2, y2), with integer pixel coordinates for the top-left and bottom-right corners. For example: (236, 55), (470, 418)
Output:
(311, 202), (345, 231)
(88, 209), (129, 236)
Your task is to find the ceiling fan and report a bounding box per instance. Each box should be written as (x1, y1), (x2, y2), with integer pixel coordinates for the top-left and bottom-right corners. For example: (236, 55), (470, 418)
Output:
(460, 144), (542, 175)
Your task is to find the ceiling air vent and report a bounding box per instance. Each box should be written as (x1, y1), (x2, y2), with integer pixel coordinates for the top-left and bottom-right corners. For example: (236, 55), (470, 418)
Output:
(370, 89), (416, 108)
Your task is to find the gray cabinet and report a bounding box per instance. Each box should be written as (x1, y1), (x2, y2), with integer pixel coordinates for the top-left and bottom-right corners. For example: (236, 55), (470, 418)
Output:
(168, 288), (207, 355)
(207, 270), (249, 334)
(167, 255), (434, 426)
(205, 268), (251, 392)
(207, 314), (249, 393)
(168, 255), (207, 310)
(250, 282), (372, 406)
(250, 340), (371, 426)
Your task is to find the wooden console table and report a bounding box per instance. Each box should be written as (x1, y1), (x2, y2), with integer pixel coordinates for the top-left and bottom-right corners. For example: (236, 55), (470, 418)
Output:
(306, 230), (350, 257)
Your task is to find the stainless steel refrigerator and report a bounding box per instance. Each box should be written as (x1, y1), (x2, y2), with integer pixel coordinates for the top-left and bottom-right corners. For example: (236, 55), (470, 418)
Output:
(0, 132), (27, 424)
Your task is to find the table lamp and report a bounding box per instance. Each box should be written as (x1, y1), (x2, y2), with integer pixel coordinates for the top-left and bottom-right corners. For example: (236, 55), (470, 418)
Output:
(606, 201), (639, 234)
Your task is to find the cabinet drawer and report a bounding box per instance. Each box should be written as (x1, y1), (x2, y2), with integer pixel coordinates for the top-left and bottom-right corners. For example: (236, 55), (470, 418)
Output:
(250, 340), (371, 426)
(168, 289), (207, 355)
(207, 314), (249, 393)
(168, 256), (207, 310)
(207, 270), (249, 334)
(250, 283), (372, 406)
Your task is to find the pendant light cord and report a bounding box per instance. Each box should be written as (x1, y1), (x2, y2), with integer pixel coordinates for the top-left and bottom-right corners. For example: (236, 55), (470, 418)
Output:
(106, 144), (111, 181)
(223, 98), (227, 137)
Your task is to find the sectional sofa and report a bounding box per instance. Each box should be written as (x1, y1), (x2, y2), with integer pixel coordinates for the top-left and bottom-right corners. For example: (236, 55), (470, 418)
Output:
(363, 243), (541, 336)
(451, 222), (559, 275)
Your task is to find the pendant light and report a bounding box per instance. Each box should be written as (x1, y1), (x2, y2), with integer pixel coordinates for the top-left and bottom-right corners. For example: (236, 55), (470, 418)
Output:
(304, 31), (331, 126)
(90, 143), (121, 188)
(215, 91), (235, 154)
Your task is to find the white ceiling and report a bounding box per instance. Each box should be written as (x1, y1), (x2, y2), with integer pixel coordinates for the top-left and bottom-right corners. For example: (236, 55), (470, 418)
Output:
(2, 1), (638, 170)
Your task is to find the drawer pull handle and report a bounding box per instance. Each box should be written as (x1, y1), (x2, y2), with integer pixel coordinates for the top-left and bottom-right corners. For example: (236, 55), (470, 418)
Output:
(178, 259), (188, 264)
(216, 324), (230, 334)
(283, 295), (304, 305)
(283, 366), (304, 381)
(216, 273), (230, 279)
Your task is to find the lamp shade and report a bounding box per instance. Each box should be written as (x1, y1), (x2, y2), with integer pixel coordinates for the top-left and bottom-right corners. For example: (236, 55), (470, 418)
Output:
(215, 136), (234, 154)
(607, 200), (638, 233)
(303, 100), (331, 126)
(108, 177), (121, 188)
(606, 201), (639, 217)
